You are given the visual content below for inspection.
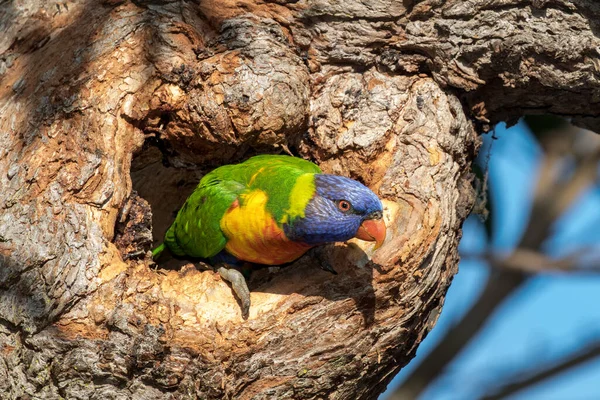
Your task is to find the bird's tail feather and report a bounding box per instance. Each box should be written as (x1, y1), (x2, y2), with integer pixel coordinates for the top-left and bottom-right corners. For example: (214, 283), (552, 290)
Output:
(152, 243), (166, 259)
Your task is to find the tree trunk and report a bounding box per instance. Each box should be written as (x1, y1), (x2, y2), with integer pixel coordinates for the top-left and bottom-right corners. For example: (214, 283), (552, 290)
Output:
(0, 1), (598, 398)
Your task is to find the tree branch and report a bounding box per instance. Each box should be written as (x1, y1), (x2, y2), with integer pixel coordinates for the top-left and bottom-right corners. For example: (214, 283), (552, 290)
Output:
(461, 248), (600, 274)
(387, 270), (527, 400)
(392, 124), (599, 398)
(481, 342), (600, 400)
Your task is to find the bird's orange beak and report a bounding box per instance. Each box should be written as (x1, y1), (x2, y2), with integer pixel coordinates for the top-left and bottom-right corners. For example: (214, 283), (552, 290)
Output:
(355, 216), (386, 249)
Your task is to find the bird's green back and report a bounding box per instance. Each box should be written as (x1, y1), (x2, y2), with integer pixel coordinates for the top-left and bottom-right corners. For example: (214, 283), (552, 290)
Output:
(163, 155), (321, 259)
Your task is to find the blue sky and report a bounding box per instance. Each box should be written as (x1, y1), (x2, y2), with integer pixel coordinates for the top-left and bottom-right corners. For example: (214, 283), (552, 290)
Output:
(381, 121), (600, 400)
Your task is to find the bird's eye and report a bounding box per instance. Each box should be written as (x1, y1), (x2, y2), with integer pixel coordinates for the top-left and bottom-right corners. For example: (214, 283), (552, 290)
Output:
(338, 200), (352, 212)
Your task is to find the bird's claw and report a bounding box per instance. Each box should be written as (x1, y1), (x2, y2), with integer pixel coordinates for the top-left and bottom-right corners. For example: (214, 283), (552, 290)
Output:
(310, 247), (337, 275)
(217, 265), (251, 319)
(319, 261), (338, 275)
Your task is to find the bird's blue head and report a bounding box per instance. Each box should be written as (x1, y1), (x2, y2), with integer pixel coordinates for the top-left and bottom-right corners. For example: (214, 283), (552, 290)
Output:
(284, 174), (386, 247)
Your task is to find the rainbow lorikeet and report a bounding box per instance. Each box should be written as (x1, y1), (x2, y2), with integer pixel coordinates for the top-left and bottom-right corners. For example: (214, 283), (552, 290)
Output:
(153, 155), (386, 318)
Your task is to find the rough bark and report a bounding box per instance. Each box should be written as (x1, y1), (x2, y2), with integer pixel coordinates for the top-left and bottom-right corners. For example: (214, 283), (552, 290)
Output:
(0, 0), (597, 399)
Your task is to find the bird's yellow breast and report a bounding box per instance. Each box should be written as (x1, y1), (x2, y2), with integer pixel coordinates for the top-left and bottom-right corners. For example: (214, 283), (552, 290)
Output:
(220, 190), (312, 265)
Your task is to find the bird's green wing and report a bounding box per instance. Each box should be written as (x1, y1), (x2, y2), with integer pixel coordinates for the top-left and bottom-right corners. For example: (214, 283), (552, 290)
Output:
(237, 155), (322, 223)
(164, 169), (244, 258)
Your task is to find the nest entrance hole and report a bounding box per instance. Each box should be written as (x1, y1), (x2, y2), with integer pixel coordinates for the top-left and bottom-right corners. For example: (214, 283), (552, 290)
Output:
(115, 142), (204, 260)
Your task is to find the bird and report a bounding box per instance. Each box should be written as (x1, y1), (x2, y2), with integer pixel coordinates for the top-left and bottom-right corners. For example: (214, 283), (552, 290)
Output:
(152, 154), (386, 318)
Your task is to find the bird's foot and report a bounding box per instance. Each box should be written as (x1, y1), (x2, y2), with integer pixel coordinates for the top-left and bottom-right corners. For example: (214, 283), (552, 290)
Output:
(319, 261), (338, 275)
(216, 264), (251, 319)
(309, 247), (337, 275)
